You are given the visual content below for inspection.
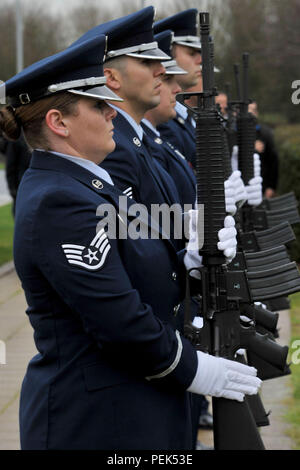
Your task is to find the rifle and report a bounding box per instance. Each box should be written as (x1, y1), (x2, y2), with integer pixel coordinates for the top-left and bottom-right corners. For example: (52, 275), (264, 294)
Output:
(178, 12), (300, 448)
(224, 82), (237, 156)
(179, 12), (266, 450)
(234, 57), (300, 232)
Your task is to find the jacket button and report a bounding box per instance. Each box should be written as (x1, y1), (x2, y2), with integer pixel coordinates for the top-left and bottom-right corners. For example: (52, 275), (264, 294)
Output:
(172, 272), (177, 281)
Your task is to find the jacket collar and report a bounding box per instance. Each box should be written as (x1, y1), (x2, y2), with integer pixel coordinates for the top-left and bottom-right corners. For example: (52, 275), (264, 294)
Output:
(30, 150), (176, 253)
(30, 150), (122, 203)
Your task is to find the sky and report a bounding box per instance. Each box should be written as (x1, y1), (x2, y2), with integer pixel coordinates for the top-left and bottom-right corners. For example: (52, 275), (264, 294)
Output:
(3, 0), (165, 14)
(3, 0), (212, 16)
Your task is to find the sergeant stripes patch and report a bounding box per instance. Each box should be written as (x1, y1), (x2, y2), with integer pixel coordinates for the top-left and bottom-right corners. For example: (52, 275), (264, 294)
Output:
(62, 228), (111, 270)
(123, 187), (133, 199)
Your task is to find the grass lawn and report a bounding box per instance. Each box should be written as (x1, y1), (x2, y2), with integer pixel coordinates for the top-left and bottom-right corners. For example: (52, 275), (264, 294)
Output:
(0, 203), (14, 266)
(285, 292), (300, 449)
(0, 163), (4, 170)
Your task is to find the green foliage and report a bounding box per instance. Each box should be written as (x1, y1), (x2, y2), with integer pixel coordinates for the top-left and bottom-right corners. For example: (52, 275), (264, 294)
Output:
(0, 203), (14, 266)
(275, 125), (300, 263)
(260, 113), (289, 129)
(285, 293), (300, 449)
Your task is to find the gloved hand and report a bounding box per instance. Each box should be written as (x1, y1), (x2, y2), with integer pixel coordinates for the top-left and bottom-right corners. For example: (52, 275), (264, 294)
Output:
(231, 148), (262, 181)
(245, 176), (263, 206)
(184, 212), (237, 277)
(231, 145), (239, 171)
(183, 208), (203, 279)
(228, 170), (248, 206)
(187, 350), (262, 401)
(217, 215), (237, 263)
(224, 177), (237, 215)
(253, 153), (261, 178)
(254, 301), (267, 309)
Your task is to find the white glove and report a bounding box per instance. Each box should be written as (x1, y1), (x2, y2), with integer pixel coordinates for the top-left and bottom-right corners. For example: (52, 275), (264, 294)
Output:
(232, 148), (262, 183)
(224, 177), (237, 215)
(229, 170), (248, 205)
(217, 215), (237, 263)
(253, 153), (261, 178)
(184, 213), (237, 276)
(245, 176), (263, 206)
(184, 209), (203, 279)
(187, 350), (262, 402)
(192, 316), (204, 329)
(231, 145), (239, 171)
(254, 301), (267, 310)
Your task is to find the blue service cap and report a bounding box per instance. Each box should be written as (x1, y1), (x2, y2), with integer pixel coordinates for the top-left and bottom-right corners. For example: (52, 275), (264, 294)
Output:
(154, 31), (187, 75)
(71, 6), (170, 62)
(2, 34), (122, 108)
(154, 9), (201, 51)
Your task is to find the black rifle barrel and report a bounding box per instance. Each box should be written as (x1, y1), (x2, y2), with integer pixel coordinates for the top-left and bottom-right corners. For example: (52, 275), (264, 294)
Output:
(234, 63), (242, 101)
(237, 53), (256, 186)
(196, 12), (226, 261)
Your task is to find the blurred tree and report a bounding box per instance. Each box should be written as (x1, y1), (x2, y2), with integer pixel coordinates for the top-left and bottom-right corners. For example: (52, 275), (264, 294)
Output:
(0, 3), (67, 81)
(214, 0), (300, 123)
(264, 0), (300, 122)
(0, 5), (16, 81)
(66, 0), (143, 44)
(24, 5), (67, 65)
(0, 0), (299, 123)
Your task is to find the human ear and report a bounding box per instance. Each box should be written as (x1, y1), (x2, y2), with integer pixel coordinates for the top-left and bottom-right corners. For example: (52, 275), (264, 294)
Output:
(45, 109), (68, 138)
(104, 68), (122, 92)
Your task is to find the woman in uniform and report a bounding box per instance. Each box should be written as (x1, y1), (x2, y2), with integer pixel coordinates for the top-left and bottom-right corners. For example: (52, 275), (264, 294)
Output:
(0, 34), (260, 450)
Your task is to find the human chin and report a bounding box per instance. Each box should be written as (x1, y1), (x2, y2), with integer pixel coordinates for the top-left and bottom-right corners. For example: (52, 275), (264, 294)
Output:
(147, 95), (161, 110)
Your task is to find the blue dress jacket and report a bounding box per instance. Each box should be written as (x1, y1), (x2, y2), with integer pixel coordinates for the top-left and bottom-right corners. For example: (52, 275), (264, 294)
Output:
(141, 121), (196, 209)
(101, 113), (186, 251)
(158, 113), (196, 168)
(14, 150), (198, 450)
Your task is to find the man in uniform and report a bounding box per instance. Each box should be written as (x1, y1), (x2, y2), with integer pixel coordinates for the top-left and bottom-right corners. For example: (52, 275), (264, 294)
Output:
(141, 30), (196, 210)
(72, 7), (186, 251)
(153, 9), (202, 169)
(154, 10), (216, 439)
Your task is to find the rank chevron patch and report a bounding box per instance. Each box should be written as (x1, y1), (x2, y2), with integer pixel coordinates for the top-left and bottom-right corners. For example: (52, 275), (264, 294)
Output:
(123, 186), (133, 199)
(62, 228), (111, 270)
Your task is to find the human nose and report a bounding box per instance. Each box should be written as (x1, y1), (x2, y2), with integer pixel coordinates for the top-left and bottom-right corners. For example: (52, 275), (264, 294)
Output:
(153, 61), (166, 77)
(195, 53), (202, 65)
(173, 80), (182, 95)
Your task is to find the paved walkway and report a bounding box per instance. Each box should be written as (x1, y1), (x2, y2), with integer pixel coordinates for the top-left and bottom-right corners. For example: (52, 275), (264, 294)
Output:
(0, 262), (296, 450)
(197, 308), (295, 450)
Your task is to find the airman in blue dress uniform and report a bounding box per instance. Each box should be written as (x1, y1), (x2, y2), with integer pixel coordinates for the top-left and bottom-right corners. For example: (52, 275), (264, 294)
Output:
(0, 7), (261, 451)
(72, 7), (187, 252)
(154, 9), (203, 169)
(142, 29), (196, 210)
